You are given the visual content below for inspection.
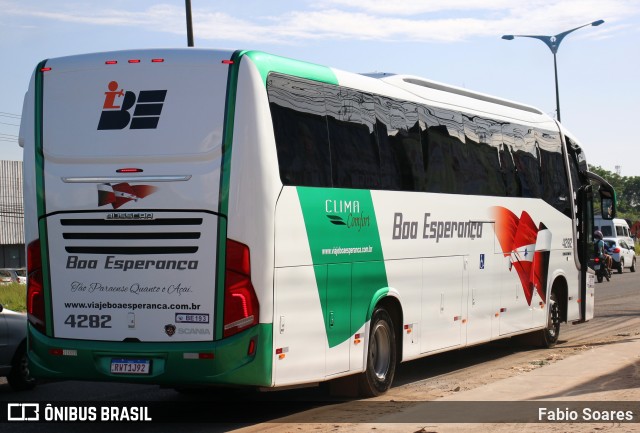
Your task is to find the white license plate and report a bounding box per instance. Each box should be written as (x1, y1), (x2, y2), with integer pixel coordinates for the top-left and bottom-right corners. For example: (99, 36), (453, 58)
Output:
(594, 264), (601, 270)
(110, 359), (150, 375)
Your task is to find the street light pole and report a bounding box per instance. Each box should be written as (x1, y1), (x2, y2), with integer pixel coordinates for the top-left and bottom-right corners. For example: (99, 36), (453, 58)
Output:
(185, 0), (194, 47)
(502, 19), (604, 122)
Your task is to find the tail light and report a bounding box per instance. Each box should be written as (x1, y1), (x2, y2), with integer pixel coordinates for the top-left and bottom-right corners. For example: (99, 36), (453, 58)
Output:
(223, 239), (259, 338)
(612, 247), (621, 253)
(27, 240), (46, 333)
(594, 257), (600, 263)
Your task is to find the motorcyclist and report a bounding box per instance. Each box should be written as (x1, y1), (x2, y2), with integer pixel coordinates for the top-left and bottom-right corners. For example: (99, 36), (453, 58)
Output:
(593, 230), (613, 273)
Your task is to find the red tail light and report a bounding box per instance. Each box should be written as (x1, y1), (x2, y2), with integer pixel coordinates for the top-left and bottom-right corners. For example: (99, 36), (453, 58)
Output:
(27, 240), (46, 333)
(612, 247), (621, 253)
(223, 239), (259, 338)
(594, 257), (601, 263)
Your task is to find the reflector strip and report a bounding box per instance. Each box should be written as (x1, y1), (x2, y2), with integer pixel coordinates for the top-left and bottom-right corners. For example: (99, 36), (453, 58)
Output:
(49, 349), (77, 356)
(151, 58), (164, 63)
(223, 315), (255, 330)
(128, 59), (141, 63)
(183, 353), (214, 360)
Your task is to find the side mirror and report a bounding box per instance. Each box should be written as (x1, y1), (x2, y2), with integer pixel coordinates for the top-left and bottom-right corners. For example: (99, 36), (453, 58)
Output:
(585, 171), (616, 220)
(600, 195), (615, 220)
(599, 187), (616, 220)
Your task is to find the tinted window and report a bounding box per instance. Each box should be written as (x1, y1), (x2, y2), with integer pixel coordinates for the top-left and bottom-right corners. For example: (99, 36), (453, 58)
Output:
(462, 114), (505, 196)
(375, 96), (424, 191)
(505, 124), (542, 198)
(601, 226), (613, 237)
(565, 136), (583, 193)
(499, 139), (521, 197)
(537, 129), (570, 215)
(267, 73), (572, 208)
(421, 106), (463, 194)
(268, 74), (331, 187)
(325, 87), (380, 189)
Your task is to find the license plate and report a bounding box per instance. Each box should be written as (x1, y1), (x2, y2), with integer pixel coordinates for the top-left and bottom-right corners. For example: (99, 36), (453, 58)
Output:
(594, 264), (601, 270)
(110, 359), (150, 375)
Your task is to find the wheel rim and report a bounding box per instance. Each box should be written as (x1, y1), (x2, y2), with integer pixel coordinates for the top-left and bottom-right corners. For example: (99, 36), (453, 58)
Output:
(370, 322), (391, 381)
(19, 352), (30, 381)
(547, 296), (560, 339)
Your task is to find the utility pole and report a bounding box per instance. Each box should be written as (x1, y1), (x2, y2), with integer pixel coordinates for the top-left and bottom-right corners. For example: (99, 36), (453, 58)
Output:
(185, 0), (194, 47)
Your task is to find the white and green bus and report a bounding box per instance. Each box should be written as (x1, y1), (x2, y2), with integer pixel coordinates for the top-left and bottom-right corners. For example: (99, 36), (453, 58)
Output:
(20, 49), (615, 396)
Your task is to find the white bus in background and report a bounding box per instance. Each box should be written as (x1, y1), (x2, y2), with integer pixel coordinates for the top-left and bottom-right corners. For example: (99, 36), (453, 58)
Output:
(594, 216), (633, 246)
(20, 48), (616, 396)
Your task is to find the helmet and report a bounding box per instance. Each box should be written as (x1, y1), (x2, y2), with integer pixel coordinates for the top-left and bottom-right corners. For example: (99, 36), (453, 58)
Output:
(594, 230), (603, 239)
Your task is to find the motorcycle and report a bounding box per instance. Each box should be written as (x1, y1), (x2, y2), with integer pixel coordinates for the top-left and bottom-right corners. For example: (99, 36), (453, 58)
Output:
(590, 256), (611, 283)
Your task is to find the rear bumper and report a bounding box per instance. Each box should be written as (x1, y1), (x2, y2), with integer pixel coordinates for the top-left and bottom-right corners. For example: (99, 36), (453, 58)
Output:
(27, 323), (273, 387)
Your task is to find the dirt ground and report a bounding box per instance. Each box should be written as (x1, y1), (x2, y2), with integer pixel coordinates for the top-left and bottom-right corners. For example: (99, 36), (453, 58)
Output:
(235, 329), (640, 433)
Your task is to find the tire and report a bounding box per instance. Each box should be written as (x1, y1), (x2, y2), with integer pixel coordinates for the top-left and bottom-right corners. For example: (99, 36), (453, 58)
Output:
(539, 291), (560, 348)
(631, 257), (636, 273)
(618, 259), (623, 274)
(7, 343), (36, 391)
(597, 273), (603, 283)
(358, 307), (397, 397)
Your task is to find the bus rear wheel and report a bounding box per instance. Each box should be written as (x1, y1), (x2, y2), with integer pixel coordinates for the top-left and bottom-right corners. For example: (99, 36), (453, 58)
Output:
(358, 307), (396, 397)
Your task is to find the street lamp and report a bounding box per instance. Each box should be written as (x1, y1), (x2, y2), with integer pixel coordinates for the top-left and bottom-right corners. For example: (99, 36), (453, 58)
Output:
(502, 19), (604, 122)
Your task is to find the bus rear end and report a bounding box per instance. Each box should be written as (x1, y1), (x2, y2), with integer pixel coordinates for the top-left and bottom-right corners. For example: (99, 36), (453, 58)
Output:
(21, 49), (266, 386)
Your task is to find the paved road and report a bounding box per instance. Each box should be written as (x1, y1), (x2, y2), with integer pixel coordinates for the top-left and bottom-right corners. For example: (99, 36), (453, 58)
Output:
(1, 269), (638, 432)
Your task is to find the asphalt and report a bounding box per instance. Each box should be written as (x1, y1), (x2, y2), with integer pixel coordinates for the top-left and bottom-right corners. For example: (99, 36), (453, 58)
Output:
(371, 336), (640, 430)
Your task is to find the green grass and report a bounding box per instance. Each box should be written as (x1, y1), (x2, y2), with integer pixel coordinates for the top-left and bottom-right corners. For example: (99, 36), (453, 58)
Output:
(0, 283), (27, 312)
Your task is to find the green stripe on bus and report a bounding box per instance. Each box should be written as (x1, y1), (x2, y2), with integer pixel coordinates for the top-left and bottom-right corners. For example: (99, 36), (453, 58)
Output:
(297, 187), (388, 347)
(243, 51), (338, 86)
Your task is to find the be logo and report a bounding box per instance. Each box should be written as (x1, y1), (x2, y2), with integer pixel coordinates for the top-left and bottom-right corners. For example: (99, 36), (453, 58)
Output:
(97, 81), (167, 130)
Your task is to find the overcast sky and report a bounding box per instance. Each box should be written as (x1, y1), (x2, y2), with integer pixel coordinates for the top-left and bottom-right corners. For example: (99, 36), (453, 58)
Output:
(1, 0), (639, 175)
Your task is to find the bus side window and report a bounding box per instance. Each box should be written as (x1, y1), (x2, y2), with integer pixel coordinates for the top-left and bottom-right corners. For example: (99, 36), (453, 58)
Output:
(500, 137), (522, 197)
(267, 74), (332, 187)
(538, 129), (571, 216)
(421, 106), (461, 194)
(375, 96), (424, 191)
(325, 87), (380, 189)
(462, 113), (505, 197)
(507, 125), (542, 199)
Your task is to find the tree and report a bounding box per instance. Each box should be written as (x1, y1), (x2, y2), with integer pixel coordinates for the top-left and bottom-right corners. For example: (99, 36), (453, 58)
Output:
(589, 166), (640, 222)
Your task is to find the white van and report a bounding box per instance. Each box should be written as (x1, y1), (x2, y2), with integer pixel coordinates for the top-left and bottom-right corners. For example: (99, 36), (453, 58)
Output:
(595, 217), (634, 246)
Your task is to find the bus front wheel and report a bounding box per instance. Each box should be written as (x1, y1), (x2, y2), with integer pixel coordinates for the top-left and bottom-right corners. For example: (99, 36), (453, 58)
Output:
(540, 291), (560, 348)
(358, 307), (397, 397)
